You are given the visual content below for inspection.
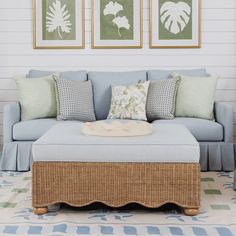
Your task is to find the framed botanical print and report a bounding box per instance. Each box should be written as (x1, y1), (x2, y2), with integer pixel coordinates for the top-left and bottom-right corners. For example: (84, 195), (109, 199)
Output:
(33, 0), (85, 49)
(92, 0), (143, 49)
(150, 0), (201, 48)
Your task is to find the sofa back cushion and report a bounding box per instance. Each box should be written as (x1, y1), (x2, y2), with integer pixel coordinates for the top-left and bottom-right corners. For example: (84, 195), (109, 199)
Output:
(28, 70), (87, 81)
(88, 71), (147, 120)
(147, 68), (208, 81)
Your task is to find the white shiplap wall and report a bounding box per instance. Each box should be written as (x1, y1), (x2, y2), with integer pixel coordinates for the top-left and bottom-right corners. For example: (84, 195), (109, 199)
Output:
(0, 0), (236, 147)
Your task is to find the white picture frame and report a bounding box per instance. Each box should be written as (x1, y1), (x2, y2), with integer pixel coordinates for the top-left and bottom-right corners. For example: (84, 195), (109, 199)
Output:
(33, 0), (85, 49)
(92, 0), (143, 49)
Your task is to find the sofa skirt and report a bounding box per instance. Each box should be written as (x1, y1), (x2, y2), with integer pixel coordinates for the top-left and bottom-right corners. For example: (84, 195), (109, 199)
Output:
(1, 141), (235, 171)
(1, 142), (33, 171)
(199, 142), (235, 171)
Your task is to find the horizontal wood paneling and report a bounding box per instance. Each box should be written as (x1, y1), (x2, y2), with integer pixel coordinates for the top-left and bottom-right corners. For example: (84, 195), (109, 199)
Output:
(1, 31), (236, 44)
(1, 55), (236, 67)
(0, 79), (16, 90)
(2, 20), (236, 33)
(0, 91), (18, 102)
(217, 79), (236, 90)
(1, 44), (236, 55)
(1, 8), (236, 20)
(1, 20), (236, 34)
(215, 90), (236, 102)
(1, 0), (235, 9)
(0, 0), (236, 146)
(0, 66), (236, 78)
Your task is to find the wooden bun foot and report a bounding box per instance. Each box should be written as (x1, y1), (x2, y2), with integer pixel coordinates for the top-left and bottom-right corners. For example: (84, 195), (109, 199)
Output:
(33, 207), (48, 215)
(184, 208), (199, 216)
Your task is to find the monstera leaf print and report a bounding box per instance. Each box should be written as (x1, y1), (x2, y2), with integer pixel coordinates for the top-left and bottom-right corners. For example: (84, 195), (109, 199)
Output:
(112, 16), (130, 37)
(46, 0), (72, 39)
(160, 1), (191, 35)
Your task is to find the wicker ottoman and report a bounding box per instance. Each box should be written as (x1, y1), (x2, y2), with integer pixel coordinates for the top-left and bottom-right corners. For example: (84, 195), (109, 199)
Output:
(32, 122), (200, 216)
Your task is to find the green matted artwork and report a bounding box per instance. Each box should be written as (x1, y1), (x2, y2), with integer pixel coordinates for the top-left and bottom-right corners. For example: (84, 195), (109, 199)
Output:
(92, 0), (142, 48)
(33, 0), (85, 49)
(100, 0), (134, 40)
(150, 0), (201, 48)
(42, 0), (76, 41)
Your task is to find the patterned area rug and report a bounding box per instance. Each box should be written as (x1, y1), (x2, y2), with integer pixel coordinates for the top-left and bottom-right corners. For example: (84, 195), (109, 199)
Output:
(0, 171), (235, 236)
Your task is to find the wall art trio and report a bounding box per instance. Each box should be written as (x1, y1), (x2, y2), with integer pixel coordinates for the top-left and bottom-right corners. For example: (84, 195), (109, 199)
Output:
(33, 0), (201, 49)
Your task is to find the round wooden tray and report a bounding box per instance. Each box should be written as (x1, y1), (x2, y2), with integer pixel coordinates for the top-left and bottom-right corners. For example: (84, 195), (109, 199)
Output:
(81, 120), (153, 137)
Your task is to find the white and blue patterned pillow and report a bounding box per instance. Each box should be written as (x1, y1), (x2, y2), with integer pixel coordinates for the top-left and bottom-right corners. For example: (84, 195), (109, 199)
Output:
(55, 78), (96, 122)
(107, 81), (150, 121)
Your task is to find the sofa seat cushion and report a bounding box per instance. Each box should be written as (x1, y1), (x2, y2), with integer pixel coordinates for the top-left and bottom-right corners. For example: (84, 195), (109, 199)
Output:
(152, 118), (223, 141)
(33, 122), (200, 163)
(13, 119), (59, 141)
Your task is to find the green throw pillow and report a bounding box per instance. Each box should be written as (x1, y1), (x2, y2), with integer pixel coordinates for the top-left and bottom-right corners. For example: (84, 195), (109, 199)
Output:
(16, 75), (57, 121)
(173, 74), (218, 120)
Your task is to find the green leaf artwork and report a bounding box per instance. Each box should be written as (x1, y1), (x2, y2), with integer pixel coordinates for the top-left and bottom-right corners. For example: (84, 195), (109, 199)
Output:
(42, 0), (76, 40)
(100, 0), (134, 40)
(159, 0), (193, 40)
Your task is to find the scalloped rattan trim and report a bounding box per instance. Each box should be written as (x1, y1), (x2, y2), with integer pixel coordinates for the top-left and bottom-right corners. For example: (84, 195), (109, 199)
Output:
(32, 162), (200, 209)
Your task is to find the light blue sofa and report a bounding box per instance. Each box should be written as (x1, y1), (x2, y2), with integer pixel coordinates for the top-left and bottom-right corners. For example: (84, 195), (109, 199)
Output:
(1, 69), (235, 171)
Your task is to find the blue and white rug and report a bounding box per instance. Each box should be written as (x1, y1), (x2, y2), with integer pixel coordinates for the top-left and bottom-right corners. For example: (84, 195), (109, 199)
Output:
(0, 171), (236, 236)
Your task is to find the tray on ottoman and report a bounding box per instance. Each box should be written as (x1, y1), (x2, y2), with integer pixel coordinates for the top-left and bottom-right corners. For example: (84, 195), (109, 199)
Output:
(32, 122), (200, 216)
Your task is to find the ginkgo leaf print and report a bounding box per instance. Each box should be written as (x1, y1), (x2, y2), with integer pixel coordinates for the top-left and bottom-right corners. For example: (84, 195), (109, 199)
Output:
(103, 1), (123, 16)
(160, 1), (191, 35)
(112, 16), (130, 37)
(100, 0), (133, 40)
(46, 0), (72, 39)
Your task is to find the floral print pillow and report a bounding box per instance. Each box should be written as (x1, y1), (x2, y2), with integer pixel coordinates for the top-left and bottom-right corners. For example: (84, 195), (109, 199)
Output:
(107, 81), (150, 121)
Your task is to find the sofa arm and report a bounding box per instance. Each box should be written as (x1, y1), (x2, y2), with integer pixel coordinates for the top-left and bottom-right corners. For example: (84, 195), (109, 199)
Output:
(3, 102), (21, 143)
(214, 102), (234, 143)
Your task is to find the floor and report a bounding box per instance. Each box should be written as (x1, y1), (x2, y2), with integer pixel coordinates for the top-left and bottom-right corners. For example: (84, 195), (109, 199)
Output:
(0, 171), (235, 236)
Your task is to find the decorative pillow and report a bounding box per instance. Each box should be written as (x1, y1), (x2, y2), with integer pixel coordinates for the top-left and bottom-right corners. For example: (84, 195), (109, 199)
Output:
(146, 78), (180, 121)
(107, 81), (150, 121)
(55, 77), (96, 122)
(173, 74), (218, 120)
(16, 75), (57, 121)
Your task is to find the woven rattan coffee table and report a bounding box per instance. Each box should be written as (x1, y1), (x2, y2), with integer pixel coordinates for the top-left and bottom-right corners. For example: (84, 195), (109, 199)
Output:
(32, 122), (200, 216)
